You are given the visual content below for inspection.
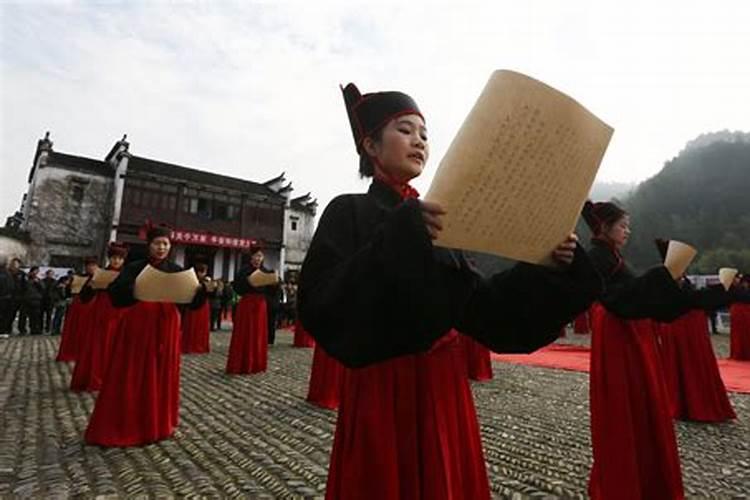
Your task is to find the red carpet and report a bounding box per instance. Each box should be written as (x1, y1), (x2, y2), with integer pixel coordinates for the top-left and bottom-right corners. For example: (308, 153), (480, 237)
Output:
(492, 344), (750, 394)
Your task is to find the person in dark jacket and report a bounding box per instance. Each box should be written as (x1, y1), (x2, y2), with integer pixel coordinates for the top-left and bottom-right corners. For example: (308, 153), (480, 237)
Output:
(50, 276), (71, 335)
(41, 269), (56, 333)
(4, 258), (25, 335)
(20, 266), (44, 335)
(0, 257), (14, 337)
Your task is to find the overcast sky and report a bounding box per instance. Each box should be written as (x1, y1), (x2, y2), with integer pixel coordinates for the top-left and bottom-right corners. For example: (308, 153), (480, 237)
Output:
(2, 0), (749, 222)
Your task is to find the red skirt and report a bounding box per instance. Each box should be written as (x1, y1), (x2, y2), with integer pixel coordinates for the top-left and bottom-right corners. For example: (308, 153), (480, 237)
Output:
(574, 310), (591, 334)
(226, 294), (268, 374)
(657, 310), (735, 422)
(325, 331), (490, 500)
(84, 301), (181, 447)
(730, 303), (750, 360)
(589, 304), (684, 500)
(460, 334), (493, 381)
(181, 302), (211, 354)
(306, 344), (344, 410)
(56, 297), (86, 362)
(70, 293), (124, 392)
(293, 320), (316, 348)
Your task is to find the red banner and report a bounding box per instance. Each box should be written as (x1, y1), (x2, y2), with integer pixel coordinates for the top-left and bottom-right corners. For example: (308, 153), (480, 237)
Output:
(137, 221), (256, 249)
(170, 230), (256, 249)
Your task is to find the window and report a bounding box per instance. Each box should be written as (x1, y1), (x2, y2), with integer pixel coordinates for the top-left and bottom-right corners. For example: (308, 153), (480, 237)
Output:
(197, 198), (211, 218)
(214, 202), (240, 221)
(70, 182), (85, 203)
(290, 218), (298, 231)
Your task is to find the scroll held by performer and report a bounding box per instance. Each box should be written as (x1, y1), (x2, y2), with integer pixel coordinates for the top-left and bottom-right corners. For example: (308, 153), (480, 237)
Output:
(70, 276), (88, 295)
(134, 265), (200, 304)
(90, 269), (119, 290)
(425, 70), (614, 264)
(248, 270), (279, 288)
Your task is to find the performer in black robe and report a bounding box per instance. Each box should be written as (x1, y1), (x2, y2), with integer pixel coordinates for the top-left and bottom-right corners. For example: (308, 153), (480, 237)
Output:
(298, 81), (603, 500)
(582, 202), (729, 500)
(226, 246), (276, 374)
(85, 226), (206, 447)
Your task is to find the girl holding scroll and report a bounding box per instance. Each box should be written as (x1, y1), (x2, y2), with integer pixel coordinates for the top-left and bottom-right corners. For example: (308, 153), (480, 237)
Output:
(55, 257), (99, 363)
(651, 239), (735, 422)
(85, 226), (206, 447)
(70, 243), (128, 392)
(582, 202), (730, 500)
(297, 82), (603, 500)
(226, 245), (274, 374)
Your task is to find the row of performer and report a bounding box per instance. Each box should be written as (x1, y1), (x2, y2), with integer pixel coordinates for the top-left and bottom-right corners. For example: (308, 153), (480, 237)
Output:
(47, 81), (750, 500)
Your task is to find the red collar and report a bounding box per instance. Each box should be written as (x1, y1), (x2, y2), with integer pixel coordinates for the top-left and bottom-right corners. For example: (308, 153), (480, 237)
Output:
(148, 257), (165, 267)
(373, 168), (420, 200)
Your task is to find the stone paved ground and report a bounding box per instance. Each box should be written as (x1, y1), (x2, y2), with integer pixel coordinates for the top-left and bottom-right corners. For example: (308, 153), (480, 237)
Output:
(1, 328), (748, 499)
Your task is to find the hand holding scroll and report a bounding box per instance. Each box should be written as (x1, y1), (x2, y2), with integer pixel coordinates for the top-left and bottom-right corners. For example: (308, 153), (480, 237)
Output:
(421, 201), (447, 240)
(551, 234), (578, 267)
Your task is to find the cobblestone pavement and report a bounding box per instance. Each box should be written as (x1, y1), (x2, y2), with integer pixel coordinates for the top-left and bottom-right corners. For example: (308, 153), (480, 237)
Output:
(1, 328), (748, 499)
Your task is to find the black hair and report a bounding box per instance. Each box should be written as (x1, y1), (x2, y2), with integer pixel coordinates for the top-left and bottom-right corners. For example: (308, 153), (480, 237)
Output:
(358, 127), (385, 177)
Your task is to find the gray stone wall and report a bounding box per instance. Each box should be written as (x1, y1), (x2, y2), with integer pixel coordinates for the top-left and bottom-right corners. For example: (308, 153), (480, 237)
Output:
(284, 207), (315, 270)
(24, 166), (114, 265)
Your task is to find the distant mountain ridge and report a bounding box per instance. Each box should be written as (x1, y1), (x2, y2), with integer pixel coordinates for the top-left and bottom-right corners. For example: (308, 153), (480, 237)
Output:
(620, 131), (750, 272)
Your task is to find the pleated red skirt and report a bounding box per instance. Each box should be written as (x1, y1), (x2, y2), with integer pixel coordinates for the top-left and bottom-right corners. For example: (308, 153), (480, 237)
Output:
(657, 310), (735, 422)
(293, 320), (316, 348)
(56, 297), (86, 362)
(589, 304), (684, 500)
(226, 294), (268, 374)
(574, 310), (591, 334)
(181, 302), (211, 354)
(70, 293), (124, 392)
(460, 334), (493, 381)
(306, 344), (344, 410)
(325, 331), (490, 500)
(84, 301), (181, 447)
(730, 303), (750, 360)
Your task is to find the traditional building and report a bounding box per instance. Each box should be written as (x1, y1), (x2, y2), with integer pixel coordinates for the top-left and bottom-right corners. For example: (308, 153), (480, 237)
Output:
(21, 133), (115, 267)
(9, 133), (316, 278)
(284, 193), (318, 275)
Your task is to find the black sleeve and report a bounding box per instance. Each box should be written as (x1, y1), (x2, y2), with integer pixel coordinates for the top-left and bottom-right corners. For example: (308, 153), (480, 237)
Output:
(586, 244), (693, 321)
(731, 288), (750, 304)
(299, 196), (445, 368)
(187, 284), (208, 309)
(456, 245), (603, 353)
(108, 262), (144, 308)
(687, 284), (732, 312)
(232, 267), (254, 295)
(79, 280), (97, 304)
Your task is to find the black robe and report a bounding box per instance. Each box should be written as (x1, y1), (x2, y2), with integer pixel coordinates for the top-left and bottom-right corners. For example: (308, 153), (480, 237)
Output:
(108, 259), (206, 309)
(232, 265), (277, 299)
(587, 239), (731, 319)
(298, 179), (604, 369)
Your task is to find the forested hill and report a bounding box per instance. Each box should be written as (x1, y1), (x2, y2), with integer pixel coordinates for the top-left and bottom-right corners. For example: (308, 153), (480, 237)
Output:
(619, 132), (750, 273)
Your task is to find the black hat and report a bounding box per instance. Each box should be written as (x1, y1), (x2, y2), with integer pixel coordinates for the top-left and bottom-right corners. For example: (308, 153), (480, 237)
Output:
(146, 224), (172, 242)
(341, 83), (423, 155)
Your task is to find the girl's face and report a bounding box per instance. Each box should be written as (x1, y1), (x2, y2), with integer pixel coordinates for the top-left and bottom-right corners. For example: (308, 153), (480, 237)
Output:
(109, 255), (125, 270)
(363, 114), (429, 183)
(603, 215), (631, 249)
(250, 251), (264, 269)
(149, 237), (171, 260)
